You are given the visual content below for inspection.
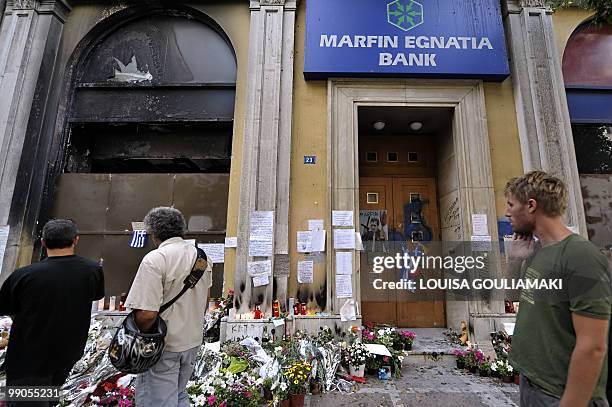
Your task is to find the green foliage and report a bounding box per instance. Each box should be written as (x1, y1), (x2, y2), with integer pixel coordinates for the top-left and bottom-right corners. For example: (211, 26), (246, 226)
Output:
(546, 0), (612, 24)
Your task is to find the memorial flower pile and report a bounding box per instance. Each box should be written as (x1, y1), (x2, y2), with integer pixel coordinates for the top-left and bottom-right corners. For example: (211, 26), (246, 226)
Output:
(284, 361), (312, 395)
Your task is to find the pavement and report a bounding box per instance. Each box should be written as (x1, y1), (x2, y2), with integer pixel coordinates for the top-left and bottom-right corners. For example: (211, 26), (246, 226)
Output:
(308, 328), (519, 407)
(308, 362), (519, 407)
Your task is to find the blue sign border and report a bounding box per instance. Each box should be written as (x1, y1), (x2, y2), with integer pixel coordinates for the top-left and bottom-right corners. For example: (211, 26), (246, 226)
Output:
(304, 0), (510, 82)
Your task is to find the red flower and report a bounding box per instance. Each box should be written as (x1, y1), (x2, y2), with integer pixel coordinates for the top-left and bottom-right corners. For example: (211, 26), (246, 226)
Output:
(220, 400), (228, 407)
(102, 381), (117, 392)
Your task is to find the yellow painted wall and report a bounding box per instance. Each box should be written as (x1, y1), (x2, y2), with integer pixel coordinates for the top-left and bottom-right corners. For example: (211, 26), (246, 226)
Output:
(289, 1), (329, 305)
(552, 7), (594, 61)
(484, 80), (523, 217)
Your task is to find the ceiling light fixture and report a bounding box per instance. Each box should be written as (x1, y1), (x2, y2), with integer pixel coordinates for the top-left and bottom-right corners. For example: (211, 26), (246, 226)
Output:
(373, 120), (386, 131)
(409, 121), (423, 131)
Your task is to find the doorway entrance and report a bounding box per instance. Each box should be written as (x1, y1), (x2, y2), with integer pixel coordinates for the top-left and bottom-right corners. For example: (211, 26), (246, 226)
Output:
(358, 106), (452, 327)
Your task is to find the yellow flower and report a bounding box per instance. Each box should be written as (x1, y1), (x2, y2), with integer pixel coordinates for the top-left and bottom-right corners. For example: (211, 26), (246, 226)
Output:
(294, 380), (298, 384)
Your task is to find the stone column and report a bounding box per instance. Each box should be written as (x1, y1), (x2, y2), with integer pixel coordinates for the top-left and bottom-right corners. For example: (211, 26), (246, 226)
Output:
(0, 0), (71, 282)
(233, 0), (297, 313)
(503, 0), (587, 233)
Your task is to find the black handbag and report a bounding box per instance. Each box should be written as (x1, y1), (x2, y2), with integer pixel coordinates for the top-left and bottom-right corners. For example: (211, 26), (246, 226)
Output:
(108, 248), (208, 373)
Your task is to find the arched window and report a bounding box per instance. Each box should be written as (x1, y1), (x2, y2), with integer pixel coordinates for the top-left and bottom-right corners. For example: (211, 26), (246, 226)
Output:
(562, 21), (612, 249)
(66, 11), (236, 173)
(563, 22), (612, 174)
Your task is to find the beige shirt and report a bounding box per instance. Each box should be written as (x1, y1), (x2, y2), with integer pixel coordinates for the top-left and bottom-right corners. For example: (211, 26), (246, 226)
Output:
(125, 237), (213, 352)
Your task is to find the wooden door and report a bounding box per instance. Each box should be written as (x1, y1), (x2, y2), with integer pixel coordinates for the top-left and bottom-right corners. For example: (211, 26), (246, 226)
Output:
(359, 177), (445, 327)
(392, 178), (445, 327)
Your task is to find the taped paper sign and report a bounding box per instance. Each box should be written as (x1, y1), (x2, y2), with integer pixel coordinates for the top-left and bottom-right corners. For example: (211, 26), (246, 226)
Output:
(198, 243), (225, 263)
(308, 219), (324, 231)
(297, 231), (312, 253)
(249, 211), (274, 257)
(333, 229), (355, 249)
(332, 211), (353, 227)
(297, 261), (314, 284)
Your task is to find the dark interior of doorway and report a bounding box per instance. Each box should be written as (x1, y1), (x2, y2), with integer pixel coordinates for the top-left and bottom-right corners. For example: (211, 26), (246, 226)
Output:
(66, 121), (232, 174)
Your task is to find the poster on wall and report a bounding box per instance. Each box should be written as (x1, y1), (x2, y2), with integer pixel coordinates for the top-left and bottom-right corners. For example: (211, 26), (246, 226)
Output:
(359, 210), (389, 242)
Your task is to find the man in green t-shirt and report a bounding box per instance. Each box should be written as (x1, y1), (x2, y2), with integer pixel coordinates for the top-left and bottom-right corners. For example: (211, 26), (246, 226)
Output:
(505, 171), (611, 407)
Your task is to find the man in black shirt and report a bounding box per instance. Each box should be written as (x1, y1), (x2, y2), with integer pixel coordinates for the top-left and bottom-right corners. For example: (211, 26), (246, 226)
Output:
(0, 219), (104, 398)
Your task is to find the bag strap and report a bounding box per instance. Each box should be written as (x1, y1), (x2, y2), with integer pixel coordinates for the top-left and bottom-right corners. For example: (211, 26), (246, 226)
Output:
(159, 247), (208, 314)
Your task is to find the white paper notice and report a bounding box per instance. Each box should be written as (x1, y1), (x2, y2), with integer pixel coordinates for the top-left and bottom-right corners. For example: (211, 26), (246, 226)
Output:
(336, 275), (353, 298)
(297, 260), (314, 284)
(253, 274), (269, 287)
(336, 252), (352, 275)
(308, 219), (324, 231)
(334, 228), (355, 249)
(472, 214), (489, 236)
(198, 243), (225, 263)
(225, 237), (238, 248)
(247, 260), (272, 277)
(249, 211), (274, 257)
(0, 225), (8, 273)
(297, 231), (312, 253)
(355, 232), (364, 251)
(332, 211), (353, 227)
(309, 230), (326, 252)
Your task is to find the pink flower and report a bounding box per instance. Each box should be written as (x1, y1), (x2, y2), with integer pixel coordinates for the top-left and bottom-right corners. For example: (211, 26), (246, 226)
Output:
(245, 391), (252, 398)
(383, 356), (390, 362)
(208, 395), (216, 406)
(220, 400), (227, 407)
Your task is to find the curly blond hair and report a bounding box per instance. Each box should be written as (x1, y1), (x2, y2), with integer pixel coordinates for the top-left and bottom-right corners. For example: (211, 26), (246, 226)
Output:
(504, 171), (568, 217)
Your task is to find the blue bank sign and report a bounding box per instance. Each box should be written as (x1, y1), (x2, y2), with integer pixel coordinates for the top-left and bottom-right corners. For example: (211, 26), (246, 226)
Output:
(304, 0), (510, 81)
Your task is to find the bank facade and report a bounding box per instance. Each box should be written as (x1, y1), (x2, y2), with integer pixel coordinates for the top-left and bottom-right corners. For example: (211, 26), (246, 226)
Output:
(0, 0), (610, 340)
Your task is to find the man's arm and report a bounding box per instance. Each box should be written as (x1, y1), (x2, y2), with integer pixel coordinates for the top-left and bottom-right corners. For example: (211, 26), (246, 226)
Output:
(133, 309), (158, 333)
(560, 313), (609, 407)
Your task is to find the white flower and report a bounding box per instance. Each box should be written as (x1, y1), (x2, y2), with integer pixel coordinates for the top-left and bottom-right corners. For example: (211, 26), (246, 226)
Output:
(491, 363), (497, 371)
(280, 382), (288, 391)
(91, 396), (100, 402)
(508, 365), (513, 373)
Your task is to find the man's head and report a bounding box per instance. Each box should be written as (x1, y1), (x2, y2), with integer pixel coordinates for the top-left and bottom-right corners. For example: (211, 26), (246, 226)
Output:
(504, 171), (568, 234)
(42, 219), (79, 250)
(143, 207), (186, 243)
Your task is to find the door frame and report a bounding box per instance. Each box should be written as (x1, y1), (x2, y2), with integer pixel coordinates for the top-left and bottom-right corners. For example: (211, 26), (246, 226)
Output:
(326, 79), (504, 323)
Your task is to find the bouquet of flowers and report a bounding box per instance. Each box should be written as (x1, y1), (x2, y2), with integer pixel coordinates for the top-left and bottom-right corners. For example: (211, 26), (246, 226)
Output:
(491, 359), (513, 377)
(84, 374), (135, 407)
(283, 361), (311, 395)
(187, 370), (263, 407)
(463, 348), (485, 370)
(398, 330), (416, 349)
(452, 349), (467, 369)
(344, 342), (370, 367)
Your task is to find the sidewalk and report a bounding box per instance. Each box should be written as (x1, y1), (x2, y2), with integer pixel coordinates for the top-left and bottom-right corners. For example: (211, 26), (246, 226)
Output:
(309, 328), (519, 407)
(309, 362), (519, 407)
